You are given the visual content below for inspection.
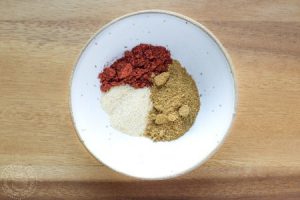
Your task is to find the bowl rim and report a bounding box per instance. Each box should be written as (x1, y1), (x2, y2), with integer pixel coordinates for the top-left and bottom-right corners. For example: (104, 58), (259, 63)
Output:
(69, 9), (239, 180)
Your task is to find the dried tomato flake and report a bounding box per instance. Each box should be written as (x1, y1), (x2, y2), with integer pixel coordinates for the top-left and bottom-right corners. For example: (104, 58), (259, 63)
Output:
(99, 44), (172, 92)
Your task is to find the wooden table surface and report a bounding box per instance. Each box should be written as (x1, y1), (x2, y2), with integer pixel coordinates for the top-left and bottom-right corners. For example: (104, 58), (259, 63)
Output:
(0, 0), (300, 199)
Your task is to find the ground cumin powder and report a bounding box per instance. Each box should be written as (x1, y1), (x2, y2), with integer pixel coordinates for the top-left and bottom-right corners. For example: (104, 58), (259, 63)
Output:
(145, 60), (200, 141)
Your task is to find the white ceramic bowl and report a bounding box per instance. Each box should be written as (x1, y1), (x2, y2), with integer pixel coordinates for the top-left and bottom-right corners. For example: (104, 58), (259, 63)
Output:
(70, 10), (237, 179)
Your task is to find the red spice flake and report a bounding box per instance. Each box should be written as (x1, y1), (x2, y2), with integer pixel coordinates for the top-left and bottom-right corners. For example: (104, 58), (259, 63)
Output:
(118, 63), (133, 79)
(98, 44), (172, 92)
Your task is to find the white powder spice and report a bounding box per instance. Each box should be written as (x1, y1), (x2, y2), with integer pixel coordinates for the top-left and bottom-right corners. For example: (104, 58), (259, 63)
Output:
(101, 85), (152, 136)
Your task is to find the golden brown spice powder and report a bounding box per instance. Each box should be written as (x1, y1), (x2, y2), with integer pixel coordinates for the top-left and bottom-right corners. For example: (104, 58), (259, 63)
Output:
(145, 60), (200, 141)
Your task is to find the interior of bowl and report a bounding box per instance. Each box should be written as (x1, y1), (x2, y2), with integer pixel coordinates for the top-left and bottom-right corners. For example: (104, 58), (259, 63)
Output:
(70, 11), (237, 179)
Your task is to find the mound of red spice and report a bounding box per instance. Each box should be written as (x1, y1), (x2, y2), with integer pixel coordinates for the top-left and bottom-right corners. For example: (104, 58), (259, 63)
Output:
(99, 44), (172, 92)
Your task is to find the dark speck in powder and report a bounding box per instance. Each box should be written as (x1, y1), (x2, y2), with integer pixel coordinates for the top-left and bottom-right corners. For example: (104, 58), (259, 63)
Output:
(81, 94), (83, 97)
(94, 65), (97, 68)
(200, 72), (203, 75)
(132, 23), (135, 26)
(212, 86), (215, 89)
(212, 109), (215, 112)
(147, 31), (151, 34)
(219, 104), (222, 107)
(124, 46), (128, 49)
(94, 84), (97, 87)
(163, 20), (166, 23)
(185, 21), (188, 24)
(200, 94), (202, 97)
(206, 52), (209, 54)
(108, 32), (112, 35)
(95, 42), (98, 45)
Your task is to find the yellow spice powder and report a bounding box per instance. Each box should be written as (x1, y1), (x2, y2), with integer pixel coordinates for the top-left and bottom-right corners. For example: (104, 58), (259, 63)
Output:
(144, 60), (200, 141)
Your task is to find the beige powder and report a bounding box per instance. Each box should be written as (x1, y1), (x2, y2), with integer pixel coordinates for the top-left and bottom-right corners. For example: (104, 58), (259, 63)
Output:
(101, 85), (152, 136)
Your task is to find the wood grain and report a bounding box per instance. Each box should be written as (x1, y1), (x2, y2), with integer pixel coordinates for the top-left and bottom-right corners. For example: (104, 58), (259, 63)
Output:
(0, 0), (299, 199)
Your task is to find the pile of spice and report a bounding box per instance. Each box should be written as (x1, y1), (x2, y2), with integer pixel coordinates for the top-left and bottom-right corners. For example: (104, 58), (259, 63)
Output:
(99, 44), (172, 92)
(101, 85), (152, 136)
(145, 60), (200, 141)
(98, 44), (200, 142)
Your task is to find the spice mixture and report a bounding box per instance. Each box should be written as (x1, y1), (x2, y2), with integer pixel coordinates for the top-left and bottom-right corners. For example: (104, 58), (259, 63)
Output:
(99, 44), (200, 142)
(99, 44), (172, 92)
(145, 60), (200, 141)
